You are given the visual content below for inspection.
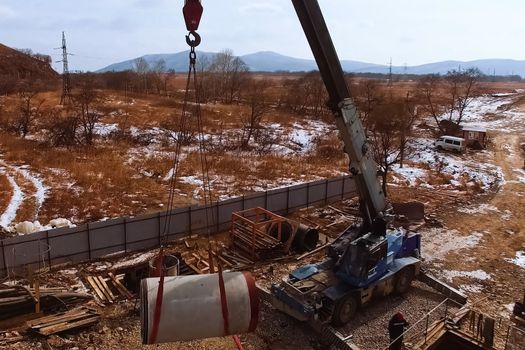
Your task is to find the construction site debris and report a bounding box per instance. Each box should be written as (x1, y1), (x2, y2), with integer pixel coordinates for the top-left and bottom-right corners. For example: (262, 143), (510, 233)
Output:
(230, 207), (319, 261)
(85, 274), (133, 304)
(27, 307), (100, 336)
(0, 331), (23, 346)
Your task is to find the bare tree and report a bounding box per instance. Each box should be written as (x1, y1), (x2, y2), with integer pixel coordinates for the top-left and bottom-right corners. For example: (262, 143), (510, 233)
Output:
(151, 59), (168, 95)
(15, 91), (45, 138)
(45, 107), (80, 147)
(444, 68), (481, 126)
(368, 95), (416, 196)
(416, 74), (444, 133)
(207, 49), (249, 103)
(283, 71), (328, 117)
(353, 79), (383, 132)
(240, 78), (271, 149)
(73, 81), (102, 145)
(133, 57), (150, 93)
(417, 69), (482, 135)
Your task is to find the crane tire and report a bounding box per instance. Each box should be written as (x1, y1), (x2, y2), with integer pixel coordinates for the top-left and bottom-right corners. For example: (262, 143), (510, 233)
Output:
(394, 267), (414, 294)
(331, 294), (358, 326)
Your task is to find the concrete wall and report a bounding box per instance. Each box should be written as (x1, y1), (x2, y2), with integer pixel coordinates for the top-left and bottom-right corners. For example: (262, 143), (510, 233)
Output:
(0, 176), (356, 277)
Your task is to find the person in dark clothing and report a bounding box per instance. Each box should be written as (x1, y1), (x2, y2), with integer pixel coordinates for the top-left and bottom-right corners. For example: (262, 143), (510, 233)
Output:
(388, 312), (409, 350)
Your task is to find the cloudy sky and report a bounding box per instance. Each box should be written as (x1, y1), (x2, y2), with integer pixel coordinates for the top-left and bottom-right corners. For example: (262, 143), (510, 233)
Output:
(0, 0), (524, 72)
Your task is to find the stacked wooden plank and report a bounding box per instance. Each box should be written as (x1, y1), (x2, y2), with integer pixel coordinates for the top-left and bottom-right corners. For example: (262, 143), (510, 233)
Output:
(27, 307), (99, 336)
(85, 274), (133, 304)
(0, 286), (36, 320)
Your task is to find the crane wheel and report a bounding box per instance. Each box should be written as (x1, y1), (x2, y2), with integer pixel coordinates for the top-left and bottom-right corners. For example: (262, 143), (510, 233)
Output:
(331, 294), (358, 326)
(394, 267), (415, 294)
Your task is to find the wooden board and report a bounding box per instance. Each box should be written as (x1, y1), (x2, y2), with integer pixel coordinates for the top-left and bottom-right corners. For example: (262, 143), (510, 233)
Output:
(108, 273), (134, 299)
(28, 307), (100, 336)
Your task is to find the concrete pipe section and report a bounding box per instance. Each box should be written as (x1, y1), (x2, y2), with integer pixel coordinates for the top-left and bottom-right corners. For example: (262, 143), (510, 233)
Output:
(149, 254), (180, 277)
(141, 271), (259, 344)
(293, 224), (320, 253)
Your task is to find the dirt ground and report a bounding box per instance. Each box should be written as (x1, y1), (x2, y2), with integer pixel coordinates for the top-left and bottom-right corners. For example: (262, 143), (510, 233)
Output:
(2, 83), (525, 349)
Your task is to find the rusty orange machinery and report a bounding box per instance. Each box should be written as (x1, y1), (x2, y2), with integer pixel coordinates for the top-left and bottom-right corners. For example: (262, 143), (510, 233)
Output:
(230, 207), (319, 261)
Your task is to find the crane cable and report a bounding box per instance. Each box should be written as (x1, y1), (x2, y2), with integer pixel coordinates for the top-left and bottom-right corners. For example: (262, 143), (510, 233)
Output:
(149, 0), (234, 345)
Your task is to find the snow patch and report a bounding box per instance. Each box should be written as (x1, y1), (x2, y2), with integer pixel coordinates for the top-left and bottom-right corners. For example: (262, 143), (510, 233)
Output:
(459, 284), (484, 293)
(93, 122), (119, 137)
(457, 203), (499, 215)
(441, 269), (491, 282)
(391, 165), (426, 186)
(506, 251), (525, 269)
(0, 174), (24, 229)
(421, 228), (483, 261)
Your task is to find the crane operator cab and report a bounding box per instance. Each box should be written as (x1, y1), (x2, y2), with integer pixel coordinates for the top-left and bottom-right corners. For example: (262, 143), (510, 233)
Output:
(334, 232), (389, 288)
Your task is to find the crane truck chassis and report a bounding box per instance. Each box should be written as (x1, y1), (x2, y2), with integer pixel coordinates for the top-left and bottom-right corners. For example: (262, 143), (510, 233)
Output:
(267, 0), (422, 327)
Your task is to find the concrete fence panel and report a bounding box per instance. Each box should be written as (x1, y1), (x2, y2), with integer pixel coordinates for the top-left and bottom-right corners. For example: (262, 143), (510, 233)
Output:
(48, 226), (90, 266)
(0, 176), (356, 277)
(125, 213), (161, 252)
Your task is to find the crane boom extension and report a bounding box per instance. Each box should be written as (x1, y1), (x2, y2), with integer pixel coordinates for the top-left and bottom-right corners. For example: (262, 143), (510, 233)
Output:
(291, 0), (386, 226)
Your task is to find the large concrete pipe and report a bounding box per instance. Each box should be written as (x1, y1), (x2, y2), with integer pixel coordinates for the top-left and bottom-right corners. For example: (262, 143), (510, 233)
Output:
(292, 224), (319, 253)
(141, 272), (259, 344)
(267, 220), (293, 243)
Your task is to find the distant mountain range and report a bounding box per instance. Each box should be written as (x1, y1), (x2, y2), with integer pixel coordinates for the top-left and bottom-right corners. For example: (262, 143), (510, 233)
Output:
(96, 50), (525, 77)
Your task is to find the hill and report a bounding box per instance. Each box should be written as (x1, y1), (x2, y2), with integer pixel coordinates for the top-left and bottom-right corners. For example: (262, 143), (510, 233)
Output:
(0, 43), (59, 81)
(96, 50), (525, 77)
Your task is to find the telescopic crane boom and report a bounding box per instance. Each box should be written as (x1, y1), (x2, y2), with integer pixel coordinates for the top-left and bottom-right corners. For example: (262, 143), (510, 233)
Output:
(291, 0), (386, 228)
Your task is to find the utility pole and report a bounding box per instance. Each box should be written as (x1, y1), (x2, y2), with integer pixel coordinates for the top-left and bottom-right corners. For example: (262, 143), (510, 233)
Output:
(57, 31), (71, 105)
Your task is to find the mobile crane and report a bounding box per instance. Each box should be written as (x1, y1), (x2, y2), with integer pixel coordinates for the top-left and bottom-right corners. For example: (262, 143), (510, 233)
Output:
(268, 0), (422, 326)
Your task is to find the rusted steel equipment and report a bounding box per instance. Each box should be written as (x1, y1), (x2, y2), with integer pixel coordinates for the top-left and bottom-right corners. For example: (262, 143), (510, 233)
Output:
(230, 207), (319, 261)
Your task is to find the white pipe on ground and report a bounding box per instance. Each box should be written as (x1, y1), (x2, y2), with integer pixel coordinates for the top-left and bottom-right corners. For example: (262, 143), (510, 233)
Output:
(141, 271), (259, 344)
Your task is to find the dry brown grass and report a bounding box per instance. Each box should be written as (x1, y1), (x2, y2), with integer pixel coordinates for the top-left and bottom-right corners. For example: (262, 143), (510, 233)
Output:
(0, 173), (10, 215)
(1, 79), (522, 225)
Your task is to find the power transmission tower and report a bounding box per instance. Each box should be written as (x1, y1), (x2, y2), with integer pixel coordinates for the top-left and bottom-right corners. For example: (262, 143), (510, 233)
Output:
(388, 57), (393, 87)
(56, 31), (72, 105)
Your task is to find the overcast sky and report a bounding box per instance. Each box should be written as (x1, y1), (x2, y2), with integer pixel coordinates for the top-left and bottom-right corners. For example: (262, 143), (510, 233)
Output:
(1, 0), (524, 72)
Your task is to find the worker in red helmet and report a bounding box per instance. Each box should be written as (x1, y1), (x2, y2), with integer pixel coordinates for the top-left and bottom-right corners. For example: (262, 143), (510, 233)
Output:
(388, 312), (409, 350)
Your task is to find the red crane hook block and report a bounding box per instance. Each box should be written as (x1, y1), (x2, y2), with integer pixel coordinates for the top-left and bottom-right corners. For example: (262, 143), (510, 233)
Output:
(183, 0), (203, 32)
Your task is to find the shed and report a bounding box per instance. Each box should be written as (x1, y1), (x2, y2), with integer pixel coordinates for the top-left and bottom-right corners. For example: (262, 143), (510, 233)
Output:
(462, 126), (487, 149)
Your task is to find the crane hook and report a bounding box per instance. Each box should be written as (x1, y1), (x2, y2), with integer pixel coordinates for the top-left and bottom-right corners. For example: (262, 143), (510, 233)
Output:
(186, 31), (201, 48)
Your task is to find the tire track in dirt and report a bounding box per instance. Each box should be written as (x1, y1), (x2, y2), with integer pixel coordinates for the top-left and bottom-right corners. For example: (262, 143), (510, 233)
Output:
(0, 160), (48, 229)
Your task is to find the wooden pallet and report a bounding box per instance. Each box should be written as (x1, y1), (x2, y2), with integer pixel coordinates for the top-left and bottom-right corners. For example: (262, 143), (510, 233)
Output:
(27, 307), (99, 336)
(85, 274), (133, 304)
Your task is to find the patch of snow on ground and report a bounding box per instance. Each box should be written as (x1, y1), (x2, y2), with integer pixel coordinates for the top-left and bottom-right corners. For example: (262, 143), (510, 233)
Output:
(391, 165), (427, 186)
(459, 284), (483, 294)
(458, 203), (499, 215)
(506, 251), (525, 269)
(501, 210), (513, 221)
(94, 123), (119, 137)
(0, 173), (24, 229)
(460, 95), (525, 133)
(514, 168), (525, 183)
(17, 166), (48, 215)
(421, 228), (483, 262)
(441, 269), (491, 282)
(406, 137), (504, 190)
(179, 175), (204, 186)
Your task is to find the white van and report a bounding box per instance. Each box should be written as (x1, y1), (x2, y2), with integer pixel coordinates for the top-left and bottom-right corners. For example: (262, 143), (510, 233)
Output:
(435, 136), (466, 153)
